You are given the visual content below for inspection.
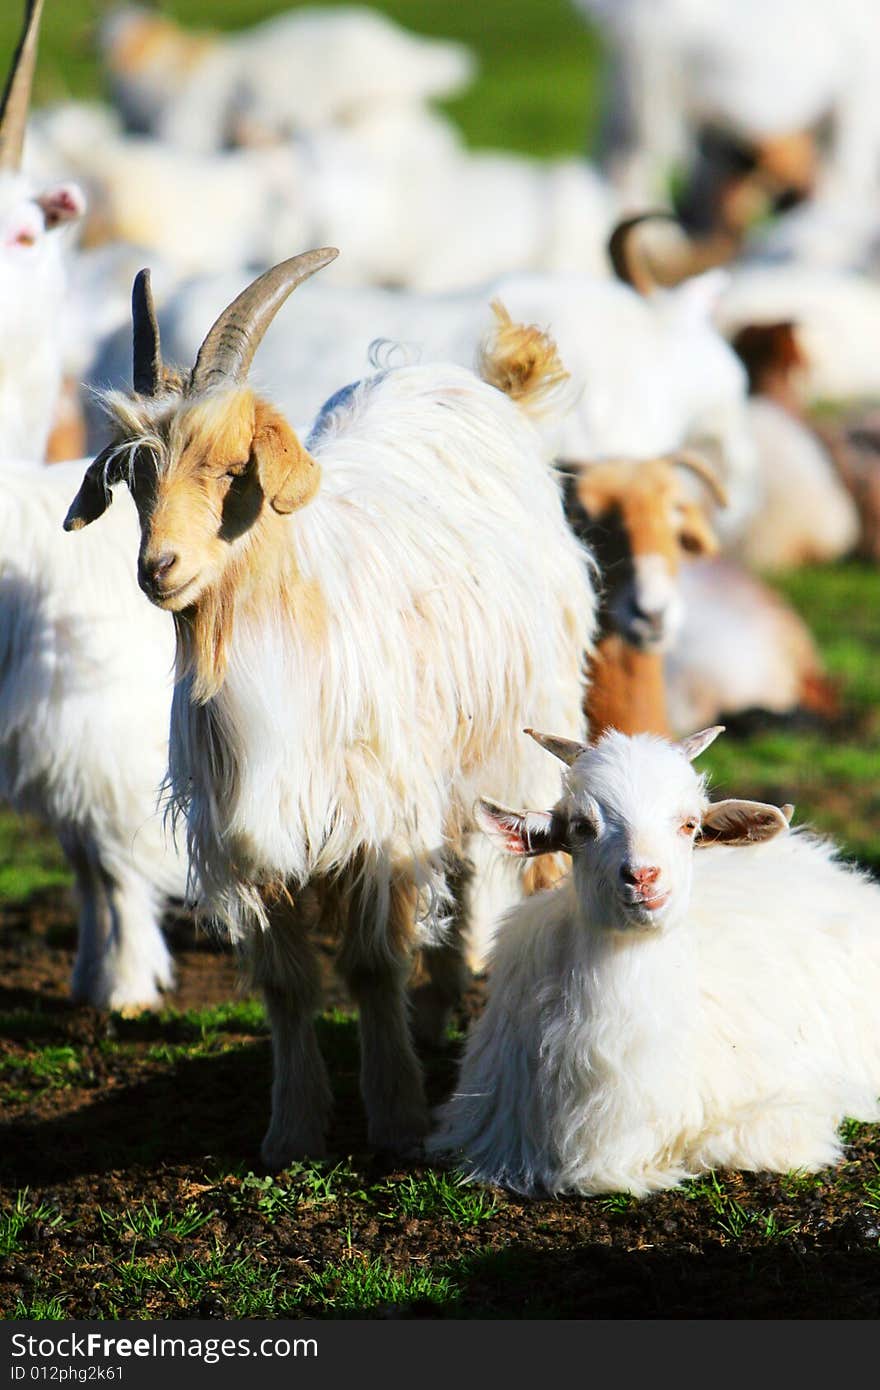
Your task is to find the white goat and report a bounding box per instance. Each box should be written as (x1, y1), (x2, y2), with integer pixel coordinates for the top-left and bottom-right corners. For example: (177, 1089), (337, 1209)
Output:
(84, 252), (755, 524)
(664, 559), (840, 733)
(63, 253), (596, 1166)
(0, 0), (85, 461)
(0, 455), (187, 1009)
(575, 0), (880, 208)
(97, 4), (476, 153)
(429, 725), (880, 1195)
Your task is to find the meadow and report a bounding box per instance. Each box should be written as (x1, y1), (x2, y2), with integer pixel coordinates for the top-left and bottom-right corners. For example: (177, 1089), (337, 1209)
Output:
(0, 0), (878, 1320)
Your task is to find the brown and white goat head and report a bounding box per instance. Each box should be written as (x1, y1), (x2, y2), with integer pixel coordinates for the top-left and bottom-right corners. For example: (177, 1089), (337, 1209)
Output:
(64, 249), (338, 697)
(64, 248), (338, 603)
(565, 451), (727, 653)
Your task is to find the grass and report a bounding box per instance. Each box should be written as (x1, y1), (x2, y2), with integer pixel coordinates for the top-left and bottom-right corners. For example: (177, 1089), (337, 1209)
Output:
(375, 1169), (499, 1226)
(292, 1256), (460, 1315)
(683, 1172), (800, 1244)
(0, 1044), (81, 1090)
(0, 1189), (66, 1257)
(98, 1200), (217, 1241)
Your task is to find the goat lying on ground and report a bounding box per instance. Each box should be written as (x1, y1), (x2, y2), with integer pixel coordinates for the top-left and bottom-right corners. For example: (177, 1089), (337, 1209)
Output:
(727, 321), (859, 569)
(63, 254), (596, 1166)
(429, 725), (880, 1195)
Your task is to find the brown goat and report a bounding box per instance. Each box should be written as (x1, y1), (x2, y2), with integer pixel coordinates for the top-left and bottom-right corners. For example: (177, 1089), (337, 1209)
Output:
(563, 452), (727, 738)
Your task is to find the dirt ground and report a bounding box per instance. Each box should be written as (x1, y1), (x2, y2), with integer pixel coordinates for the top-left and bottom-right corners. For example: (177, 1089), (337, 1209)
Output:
(2, 889), (880, 1321)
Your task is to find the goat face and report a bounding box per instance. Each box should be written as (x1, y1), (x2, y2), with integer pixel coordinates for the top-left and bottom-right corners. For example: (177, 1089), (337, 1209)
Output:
(0, 175), (84, 251)
(476, 726), (791, 934)
(568, 456), (721, 653)
(69, 387), (320, 612)
(64, 250), (338, 612)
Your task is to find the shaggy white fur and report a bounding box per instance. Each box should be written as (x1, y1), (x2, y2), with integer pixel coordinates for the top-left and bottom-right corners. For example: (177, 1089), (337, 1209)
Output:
(68, 306), (596, 1165)
(429, 728), (880, 1195)
(0, 458), (187, 1008)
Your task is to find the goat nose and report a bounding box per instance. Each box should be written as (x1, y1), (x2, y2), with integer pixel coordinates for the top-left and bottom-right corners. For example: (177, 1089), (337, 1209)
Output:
(151, 552), (177, 580)
(620, 864), (661, 887)
(140, 552), (178, 595)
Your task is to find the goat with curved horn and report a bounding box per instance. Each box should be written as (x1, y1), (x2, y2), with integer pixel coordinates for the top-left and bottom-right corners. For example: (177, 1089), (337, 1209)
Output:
(132, 268), (163, 397)
(190, 247), (339, 392)
(0, 0), (43, 172)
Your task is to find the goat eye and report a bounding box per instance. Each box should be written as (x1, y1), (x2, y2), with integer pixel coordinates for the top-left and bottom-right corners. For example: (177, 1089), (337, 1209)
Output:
(222, 462), (248, 481)
(681, 818), (699, 835)
(568, 815), (597, 842)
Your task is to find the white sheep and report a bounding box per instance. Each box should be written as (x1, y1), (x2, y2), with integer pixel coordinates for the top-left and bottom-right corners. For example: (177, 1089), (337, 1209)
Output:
(0, 0), (85, 462)
(63, 253), (597, 1166)
(429, 724), (880, 1195)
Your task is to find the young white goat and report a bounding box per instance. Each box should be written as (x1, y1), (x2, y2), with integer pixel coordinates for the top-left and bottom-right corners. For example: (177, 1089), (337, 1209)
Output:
(0, 0), (85, 461)
(429, 724), (880, 1195)
(63, 252), (596, 1166)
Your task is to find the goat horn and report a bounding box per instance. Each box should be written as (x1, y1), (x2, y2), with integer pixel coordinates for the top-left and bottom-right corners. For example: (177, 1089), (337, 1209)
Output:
(0, 0), (43, 172)
(132, 269), (163, 397)
(608, 211), (736, 296)
(672, 449), (729, 508)
(190, 247), (339, 392)
(524, 727), (588, 767)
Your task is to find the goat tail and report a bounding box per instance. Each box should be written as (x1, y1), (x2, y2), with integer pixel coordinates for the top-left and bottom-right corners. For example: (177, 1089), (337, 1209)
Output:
(477, 299), (570, 419)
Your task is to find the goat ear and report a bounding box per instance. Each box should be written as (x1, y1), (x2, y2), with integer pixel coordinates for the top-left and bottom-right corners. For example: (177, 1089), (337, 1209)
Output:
(699, 798), (791, 847)
(63, 447), (120, 531)
(474, 798), (567, 857)
(678, 725), (725, 761)
(677, 499), (719, 557)
(251, 404), (320, 515)
(36, 182), (86, 230)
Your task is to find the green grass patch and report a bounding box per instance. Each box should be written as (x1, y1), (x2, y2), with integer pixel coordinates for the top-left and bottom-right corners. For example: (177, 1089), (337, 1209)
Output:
(92, 1243), (293, 1318)
(375, 1169), (498, 1226)
(293, 1255), (459, 1314)
(683, 1172), (799, 1243)
(0, 808), (71, 901)
(0, 1189), (67, 1257)
(0, 1044), (80, 1090)
(5, 1294), (68, 1321)
(230, 1159), (367, 1222)
(98, 1200), (217, 1241)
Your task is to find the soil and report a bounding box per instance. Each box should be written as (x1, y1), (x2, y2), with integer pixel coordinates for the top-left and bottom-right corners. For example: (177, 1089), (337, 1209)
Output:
(1, 889), (880, 1321)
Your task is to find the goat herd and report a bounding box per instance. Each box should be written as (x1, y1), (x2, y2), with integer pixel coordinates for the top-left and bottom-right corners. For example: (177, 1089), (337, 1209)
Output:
(1, 0), (880, 1200)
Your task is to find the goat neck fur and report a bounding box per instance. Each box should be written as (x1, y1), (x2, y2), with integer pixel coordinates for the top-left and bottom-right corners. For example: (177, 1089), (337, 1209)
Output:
(429, 728), (880, 1195)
